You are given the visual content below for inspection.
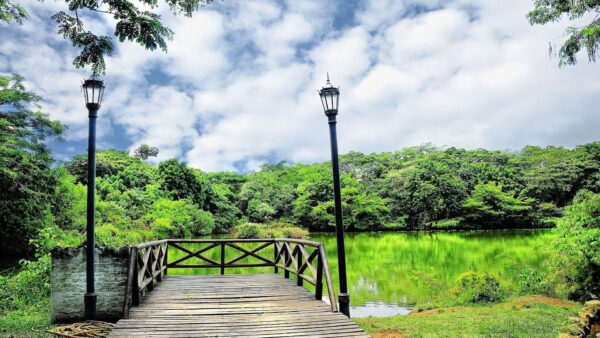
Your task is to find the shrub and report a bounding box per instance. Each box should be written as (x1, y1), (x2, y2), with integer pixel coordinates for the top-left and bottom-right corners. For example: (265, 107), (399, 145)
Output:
(0, 255), (51, 312)
(143, 198), (214, 237)
(282, 227), (309, 239)
(96, 224), (149, 248)
(454, 271), (506, 304)
(233, 222), (309, 239)
(235, 224), (263, 239)
(517, 266), (551, 296)
(548, 190), (600, 301)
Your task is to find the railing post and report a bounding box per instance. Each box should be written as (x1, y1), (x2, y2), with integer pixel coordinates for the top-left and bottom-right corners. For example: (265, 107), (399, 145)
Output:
(297, 246), (303, 287)
(284, 245), (290, 279)
(316, 249), (323, 300)
(123, 246), (137, 318)
(319, 244), (338, 312)
(273, 241), (278, 273)
(156, 246), (163, 283)
(146, 249), (154, 292)
(164, 242), (168, 276)
(132, 247), (140, 306)
(220, 243), (225, 275)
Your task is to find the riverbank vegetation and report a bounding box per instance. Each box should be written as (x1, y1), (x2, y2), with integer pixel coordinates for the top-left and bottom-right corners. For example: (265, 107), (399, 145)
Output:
(354, 296), (578, 337)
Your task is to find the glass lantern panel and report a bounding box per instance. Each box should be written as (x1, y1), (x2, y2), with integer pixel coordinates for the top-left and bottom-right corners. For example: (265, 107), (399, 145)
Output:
(98, 85), (104, 105)
(329, 91), (335, 110)
(324, 92), (329, 110)
(320, 93), (327, 111)
(83, 85), (89, 103)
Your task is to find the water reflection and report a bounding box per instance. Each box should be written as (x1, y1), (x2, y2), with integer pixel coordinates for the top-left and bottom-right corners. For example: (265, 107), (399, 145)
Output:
(168, 229), (554, 317)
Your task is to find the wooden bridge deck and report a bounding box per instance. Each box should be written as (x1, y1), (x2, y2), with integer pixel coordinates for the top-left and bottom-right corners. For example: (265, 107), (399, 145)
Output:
(110, 274), (368, 337)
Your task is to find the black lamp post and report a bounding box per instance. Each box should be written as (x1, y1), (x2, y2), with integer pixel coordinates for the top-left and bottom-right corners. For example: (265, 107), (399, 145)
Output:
(81, 75), (105, 319)
(318, 74), (350, 317)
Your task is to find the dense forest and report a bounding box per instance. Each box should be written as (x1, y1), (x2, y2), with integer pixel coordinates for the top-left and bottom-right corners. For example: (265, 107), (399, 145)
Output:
(6, 138), (600, 258)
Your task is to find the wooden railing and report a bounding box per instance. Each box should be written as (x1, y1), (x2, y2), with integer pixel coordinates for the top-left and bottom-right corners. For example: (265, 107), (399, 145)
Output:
(122, 238), (338, 318)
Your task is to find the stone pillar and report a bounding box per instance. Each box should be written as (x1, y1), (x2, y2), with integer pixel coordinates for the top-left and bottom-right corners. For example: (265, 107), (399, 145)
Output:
(51, 245), (129, 323)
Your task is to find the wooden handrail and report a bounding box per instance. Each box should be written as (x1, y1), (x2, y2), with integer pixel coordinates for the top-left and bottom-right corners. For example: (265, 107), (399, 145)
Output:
(122, 238), (338, 318)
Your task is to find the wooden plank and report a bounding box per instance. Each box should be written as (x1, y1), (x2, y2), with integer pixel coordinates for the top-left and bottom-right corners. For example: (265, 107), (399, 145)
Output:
(110, 273), (367, 337)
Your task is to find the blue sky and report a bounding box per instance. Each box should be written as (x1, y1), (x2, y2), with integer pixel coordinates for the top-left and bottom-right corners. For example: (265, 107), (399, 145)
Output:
(1, 0), (600, 172)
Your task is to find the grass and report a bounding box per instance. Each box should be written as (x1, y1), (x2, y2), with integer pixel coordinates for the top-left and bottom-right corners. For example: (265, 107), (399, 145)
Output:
(0, 298), (51, 337)
(353, 296), (578, 338)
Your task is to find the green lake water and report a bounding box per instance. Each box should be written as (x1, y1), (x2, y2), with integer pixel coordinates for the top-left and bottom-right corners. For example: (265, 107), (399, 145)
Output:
(168, 229), (555, 317)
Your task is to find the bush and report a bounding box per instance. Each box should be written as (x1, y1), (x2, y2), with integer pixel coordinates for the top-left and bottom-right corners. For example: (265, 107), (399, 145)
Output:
(454, 271), (506, 304)
(282, 227), (309, 239)
(517, 266), (551, 296)
(232, 222), (309, 239)
(548, 190), (600, 301)
(143, 198), (214, 237)
(235, 224), (263, 239)
(0, 255), (51, 312)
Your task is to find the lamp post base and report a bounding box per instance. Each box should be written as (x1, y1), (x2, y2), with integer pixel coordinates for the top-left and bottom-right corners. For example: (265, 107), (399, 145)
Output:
(339, 292), (350, 318)
(84, 293), (97, 319)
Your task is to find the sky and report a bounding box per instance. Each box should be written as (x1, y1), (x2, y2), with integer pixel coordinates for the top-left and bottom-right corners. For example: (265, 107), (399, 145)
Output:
(1, 0), (599, 172)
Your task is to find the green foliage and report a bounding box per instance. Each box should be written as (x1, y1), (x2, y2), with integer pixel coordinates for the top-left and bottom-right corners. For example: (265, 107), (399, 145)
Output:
(518, 145), (595, 206)
(233, 222), (309, 239)
(0, 255), (51, 312)
(463, 182), (537, 228)
(432, 217), (463, 229)
(0, 0), (27, 24)
(67, 149), (146, 184)
(51, 168), (86, 231)
(454, 271), (506, 304)
(247, 199), (276, 223)
(234, 223), (262, 239)
(517, 266), (551, 295)
(0, 74), (65, 257)
(207, 183), (241, 233)
(203, 143), (600, 232)
(45, 0), (216, 73)
(134, 144), (159, 160)
(354, 298), (577, 337)
(143, 198), (214, 237)
(158, 158), (209, 208)
(548, 190), (600, 301)
(528, 0), (600, 67)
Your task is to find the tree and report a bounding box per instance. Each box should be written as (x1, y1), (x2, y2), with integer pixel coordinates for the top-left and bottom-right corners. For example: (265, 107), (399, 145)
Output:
(528, 0), (600, 66)
(463, 182), (537, 228)
(206, 183), (241, 233)
(66, 149), (144, 184)
(0, 0), (27, 24)
(381, 159), (468, 227)
(0, 74), (65, 257)
(157, 158), (209, 209)
(54, 0), (215, 74)
(548, 190), (600, 301)
(134, 144), (159, 160)
(1, 0), (215, 73)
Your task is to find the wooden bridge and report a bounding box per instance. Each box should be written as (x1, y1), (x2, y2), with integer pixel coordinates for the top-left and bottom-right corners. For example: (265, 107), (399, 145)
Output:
(110, 239), (368, 337)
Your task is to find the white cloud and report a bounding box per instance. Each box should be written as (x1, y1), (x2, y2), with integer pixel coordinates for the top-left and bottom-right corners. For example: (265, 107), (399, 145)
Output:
(2, 0), (599, 172)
